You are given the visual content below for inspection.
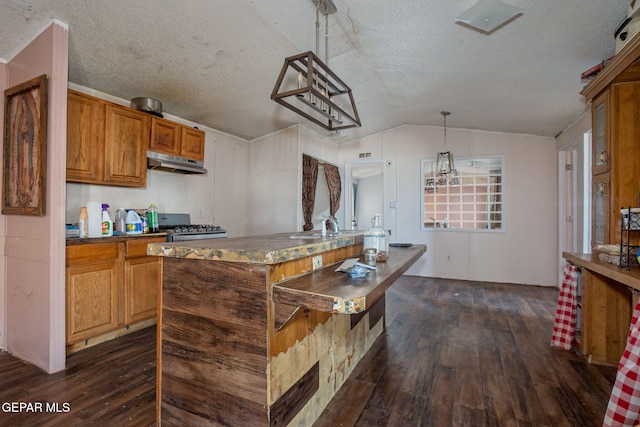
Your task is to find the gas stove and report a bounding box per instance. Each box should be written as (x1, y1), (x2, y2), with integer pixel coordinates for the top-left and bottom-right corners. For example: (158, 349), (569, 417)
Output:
(158, 213), (227, 241)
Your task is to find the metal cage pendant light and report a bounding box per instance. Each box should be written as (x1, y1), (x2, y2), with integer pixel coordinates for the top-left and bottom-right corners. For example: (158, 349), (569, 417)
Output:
(436, 111), (454, 176)
(271, 0), (361, 132)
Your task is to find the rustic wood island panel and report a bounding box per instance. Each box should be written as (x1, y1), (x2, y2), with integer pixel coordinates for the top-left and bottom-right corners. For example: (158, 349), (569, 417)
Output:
(148, 232), (425, 426)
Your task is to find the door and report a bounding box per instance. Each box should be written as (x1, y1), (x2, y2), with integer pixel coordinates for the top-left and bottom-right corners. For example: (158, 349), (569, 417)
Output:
(562, 146), (578, 253)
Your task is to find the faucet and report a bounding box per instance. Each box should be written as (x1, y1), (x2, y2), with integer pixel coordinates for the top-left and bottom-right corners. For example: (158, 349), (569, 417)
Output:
(325, 216), (339, 234)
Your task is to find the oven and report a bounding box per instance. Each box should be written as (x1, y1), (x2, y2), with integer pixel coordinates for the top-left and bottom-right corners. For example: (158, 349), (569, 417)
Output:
(158, 213), (228, 241)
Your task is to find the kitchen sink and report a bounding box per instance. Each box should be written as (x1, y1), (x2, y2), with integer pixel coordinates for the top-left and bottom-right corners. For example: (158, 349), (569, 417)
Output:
(286, 230), (362, 239)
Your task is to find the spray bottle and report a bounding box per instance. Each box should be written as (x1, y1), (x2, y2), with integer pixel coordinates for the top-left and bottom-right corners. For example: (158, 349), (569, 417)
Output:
(101, 204), (113, 237)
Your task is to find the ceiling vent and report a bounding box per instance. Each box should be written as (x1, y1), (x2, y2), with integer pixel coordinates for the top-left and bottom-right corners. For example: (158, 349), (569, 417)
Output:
(455, 0), (524, 34)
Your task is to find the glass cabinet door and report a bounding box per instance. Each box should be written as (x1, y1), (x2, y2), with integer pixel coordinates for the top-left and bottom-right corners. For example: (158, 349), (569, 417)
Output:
(592, 173), (610, 247)
(592, 91), (609, 175)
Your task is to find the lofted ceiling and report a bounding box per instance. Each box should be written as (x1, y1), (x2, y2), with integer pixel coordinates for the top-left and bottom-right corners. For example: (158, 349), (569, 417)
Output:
(0, 0), (630, 144)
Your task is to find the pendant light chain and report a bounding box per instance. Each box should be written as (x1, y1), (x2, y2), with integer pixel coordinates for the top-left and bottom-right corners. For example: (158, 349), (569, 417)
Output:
(325, 11), (329, 65)
(315, 1), (320, 56)
(441, 111), (450, 145)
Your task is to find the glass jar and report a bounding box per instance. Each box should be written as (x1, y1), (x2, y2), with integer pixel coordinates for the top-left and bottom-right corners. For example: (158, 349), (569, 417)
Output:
(363, 214), (388, 262)
(364, 248), (377, 266)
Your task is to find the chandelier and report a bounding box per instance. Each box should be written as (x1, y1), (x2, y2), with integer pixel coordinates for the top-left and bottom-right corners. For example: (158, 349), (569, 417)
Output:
(271, 0), (361, 132)
(436, 111), (458, 186)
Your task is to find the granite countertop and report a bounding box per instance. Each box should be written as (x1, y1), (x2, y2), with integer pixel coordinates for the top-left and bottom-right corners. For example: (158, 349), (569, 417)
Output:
(66, 232), (168, 246)
(147, 231), (364, 264)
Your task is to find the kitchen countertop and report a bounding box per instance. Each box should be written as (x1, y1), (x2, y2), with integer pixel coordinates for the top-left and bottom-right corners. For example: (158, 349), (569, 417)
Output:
(66, 232), (168, 246)
(563, 251), (640, 291)
(147, 230), (364, 264)
(274, 244), (426, 314)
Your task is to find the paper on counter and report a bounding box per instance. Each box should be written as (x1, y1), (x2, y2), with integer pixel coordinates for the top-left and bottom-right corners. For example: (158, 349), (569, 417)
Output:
(335, 258), (359, 272)
(335, 258), (377, 273)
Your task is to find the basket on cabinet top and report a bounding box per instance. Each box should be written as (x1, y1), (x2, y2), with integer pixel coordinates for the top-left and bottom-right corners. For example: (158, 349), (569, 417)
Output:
(621, 207), (640, 230)
(620, 207), (640, 270)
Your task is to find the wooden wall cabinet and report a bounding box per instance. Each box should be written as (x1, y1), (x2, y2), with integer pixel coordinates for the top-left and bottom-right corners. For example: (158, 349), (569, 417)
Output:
(149, 116), (205, 161)
(66, 90), (106, 182)
(65, 236), (165, 351)
(67, 89), (150, 187)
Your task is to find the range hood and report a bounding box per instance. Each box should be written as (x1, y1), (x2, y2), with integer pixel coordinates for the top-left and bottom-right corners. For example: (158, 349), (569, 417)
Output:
(147, 151), (208, 174)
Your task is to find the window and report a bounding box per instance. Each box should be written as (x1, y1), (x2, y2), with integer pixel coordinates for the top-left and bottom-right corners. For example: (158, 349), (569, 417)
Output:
(421, 156), (503, 231)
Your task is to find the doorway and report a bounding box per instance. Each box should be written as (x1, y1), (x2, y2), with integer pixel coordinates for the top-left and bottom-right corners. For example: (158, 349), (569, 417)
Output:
(344, 161), (384, 230)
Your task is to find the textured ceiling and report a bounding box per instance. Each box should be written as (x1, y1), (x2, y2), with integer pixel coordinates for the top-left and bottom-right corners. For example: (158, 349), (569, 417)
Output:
(0, 0), (630, 143)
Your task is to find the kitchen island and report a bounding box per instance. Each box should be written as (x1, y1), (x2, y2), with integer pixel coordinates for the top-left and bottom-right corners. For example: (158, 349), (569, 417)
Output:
(148, 232), (426, 426)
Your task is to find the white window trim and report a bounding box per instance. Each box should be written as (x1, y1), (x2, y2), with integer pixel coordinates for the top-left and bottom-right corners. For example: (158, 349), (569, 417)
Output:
(421, 155), (505, 233)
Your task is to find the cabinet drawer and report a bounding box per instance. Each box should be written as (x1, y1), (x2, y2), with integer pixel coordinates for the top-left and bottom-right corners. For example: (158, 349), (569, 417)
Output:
(125, 237), (167, 258)
(66, 242), (119, 264)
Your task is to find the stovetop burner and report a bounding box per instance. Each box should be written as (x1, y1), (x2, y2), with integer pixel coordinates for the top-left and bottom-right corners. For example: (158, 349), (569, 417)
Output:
(160, 224), (225, 234)
(157, 213), (227, 241)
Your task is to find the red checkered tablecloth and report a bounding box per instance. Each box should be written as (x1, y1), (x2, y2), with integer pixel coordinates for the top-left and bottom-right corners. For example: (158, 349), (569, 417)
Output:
(550, 263), (578, 350)
(603, 300), (640, 427)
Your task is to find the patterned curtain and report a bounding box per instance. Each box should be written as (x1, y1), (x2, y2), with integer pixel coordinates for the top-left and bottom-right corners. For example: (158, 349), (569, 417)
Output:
(302, 155), (319, 231)
(323, 163), (341, 219)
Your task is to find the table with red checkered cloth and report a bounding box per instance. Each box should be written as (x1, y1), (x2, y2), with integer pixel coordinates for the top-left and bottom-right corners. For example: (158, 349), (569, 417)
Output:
(603, 300), (640, 427)
(550, 263), (578, 350)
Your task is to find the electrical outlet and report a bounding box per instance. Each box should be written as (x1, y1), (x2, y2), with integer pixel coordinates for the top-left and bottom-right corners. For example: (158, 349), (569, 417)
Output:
(312, 255), (323, 270)
(446, 255), (452, 262)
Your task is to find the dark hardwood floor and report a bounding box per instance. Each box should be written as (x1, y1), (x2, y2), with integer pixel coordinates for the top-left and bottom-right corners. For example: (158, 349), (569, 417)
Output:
(0, 276), (616, 426)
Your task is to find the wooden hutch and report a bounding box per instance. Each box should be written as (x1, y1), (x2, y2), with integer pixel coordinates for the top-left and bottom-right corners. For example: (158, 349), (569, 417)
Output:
(565, 33), (640, 365)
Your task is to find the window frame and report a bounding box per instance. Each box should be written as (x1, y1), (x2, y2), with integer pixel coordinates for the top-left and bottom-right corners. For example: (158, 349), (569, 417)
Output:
(420, 155), (505, 232)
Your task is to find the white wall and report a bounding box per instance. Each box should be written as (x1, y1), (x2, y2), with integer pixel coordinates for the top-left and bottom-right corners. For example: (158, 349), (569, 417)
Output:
(210, 132), (249, 238)
(65, 85), (250, 238)
(64, 97), (559, 288)
(247, 127), (300, 235)
(247, 125), (339, 235)
(341, 125), (558, 287)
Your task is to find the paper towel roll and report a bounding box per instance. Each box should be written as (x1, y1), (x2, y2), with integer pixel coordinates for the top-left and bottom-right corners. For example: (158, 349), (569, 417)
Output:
(86, 202), (103, 237)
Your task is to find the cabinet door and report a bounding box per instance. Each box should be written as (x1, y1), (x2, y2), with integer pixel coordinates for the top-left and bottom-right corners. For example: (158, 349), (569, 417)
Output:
(592, 173), (610, 248)
(180, 126), (206, 161)
(592, 91), (610, 175)
(104, 105), (150, 187)
(124, 257), (160, 324)
(581, 269), (632, 365)
(66, 259), (119, 344)
(150, 117), (180, 155)
(123, 238), (164, 324)
(66, 90), (105, 183)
